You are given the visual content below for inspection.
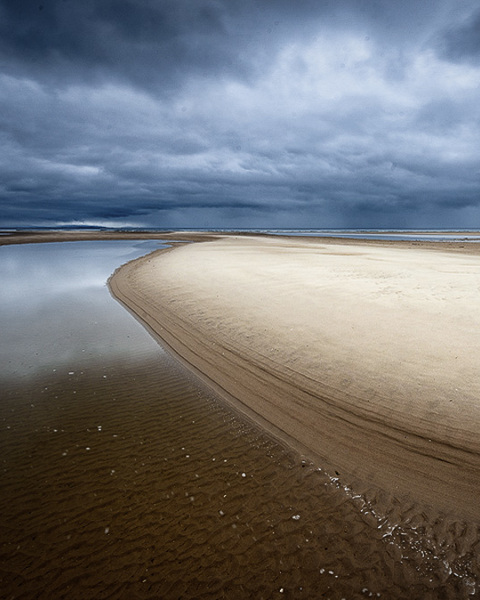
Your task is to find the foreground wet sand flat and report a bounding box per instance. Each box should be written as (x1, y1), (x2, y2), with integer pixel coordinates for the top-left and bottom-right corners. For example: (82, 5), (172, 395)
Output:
(2, 352), (455, 600)
(2, 355), (479, 599)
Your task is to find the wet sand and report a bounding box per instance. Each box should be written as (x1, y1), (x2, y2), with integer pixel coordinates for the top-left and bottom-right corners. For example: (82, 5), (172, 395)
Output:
(109, 235), (480, 584)
(0, 230), (219, 246)
(2, 355), (478, 599)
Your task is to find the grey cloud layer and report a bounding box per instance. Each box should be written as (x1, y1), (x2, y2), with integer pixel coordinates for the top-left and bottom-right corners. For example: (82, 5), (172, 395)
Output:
(438, 8), (480, 62)
(1, 0), (479, 228)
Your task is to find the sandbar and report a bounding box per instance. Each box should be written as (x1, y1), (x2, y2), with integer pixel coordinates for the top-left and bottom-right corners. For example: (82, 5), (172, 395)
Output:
(111, 235), (480, 521)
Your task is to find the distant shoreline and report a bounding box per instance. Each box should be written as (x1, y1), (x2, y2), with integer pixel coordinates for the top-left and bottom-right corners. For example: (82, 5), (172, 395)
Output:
(2, 228), (480, 250)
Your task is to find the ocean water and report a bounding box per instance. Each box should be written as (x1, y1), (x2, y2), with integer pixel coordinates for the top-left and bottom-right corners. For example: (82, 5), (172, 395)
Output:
(263, 229), (480, 242)
(140, 227), (480, 242)
(3, 227), (480, 244)
(0, 239), (478, 599)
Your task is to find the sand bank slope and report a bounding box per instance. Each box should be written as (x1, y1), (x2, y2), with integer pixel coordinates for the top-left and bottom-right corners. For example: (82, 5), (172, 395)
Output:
(110, 236), (480, 520)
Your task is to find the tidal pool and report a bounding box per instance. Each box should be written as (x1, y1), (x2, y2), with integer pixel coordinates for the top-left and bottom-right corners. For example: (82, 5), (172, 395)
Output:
(0, 240), (168, 380)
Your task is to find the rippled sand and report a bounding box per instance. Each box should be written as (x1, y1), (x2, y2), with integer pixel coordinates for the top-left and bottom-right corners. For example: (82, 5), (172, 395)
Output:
(2, 351), (478, 599)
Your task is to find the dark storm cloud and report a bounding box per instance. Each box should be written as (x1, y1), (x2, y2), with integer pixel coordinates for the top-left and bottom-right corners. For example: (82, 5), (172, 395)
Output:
(0, 0), (233, 90)
(437, 8), (480, 62)
(0, 0), (454, 90)
(0, 0), (322, 91)
(0, 0), (480, 228)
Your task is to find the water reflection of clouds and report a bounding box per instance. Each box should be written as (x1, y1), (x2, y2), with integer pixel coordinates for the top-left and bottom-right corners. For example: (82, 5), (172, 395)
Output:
(1, 241), (164, 300)
(0, 240), (167, 379)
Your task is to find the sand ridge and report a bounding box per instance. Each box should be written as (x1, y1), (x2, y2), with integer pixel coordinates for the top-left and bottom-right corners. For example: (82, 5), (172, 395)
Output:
(110, 235), (480, 522)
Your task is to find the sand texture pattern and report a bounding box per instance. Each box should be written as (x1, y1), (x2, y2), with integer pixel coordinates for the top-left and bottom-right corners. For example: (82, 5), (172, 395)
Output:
(110, 236), (480, 524)
(5, 354), (466, 599)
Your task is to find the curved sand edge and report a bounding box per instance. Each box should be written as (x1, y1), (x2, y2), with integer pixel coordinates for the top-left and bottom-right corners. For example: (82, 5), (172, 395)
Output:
(109, 235), (480, 522)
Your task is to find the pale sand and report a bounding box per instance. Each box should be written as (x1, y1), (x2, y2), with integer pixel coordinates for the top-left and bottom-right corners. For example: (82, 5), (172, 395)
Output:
(111, 235), (480, 520)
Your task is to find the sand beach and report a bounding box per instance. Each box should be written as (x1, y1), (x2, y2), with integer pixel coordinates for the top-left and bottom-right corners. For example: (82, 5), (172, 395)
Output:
(2, 231), (480, 598)
(110, 235), (480, 523)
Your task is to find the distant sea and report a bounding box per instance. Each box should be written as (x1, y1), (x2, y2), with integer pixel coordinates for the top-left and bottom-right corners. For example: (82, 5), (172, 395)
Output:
(2, 227), (480, 242)
(262, 229), (480, 242)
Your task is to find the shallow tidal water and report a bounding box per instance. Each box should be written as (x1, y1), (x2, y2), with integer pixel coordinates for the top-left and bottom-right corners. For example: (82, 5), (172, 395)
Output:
(0, 240), (478, 599)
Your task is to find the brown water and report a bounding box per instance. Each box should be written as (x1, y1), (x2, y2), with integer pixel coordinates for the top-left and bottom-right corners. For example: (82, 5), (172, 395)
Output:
(0, 241), (478, 599)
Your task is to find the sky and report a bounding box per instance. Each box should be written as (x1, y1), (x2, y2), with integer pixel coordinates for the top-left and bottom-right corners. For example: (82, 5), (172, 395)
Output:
(1, 0), (479, 230)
